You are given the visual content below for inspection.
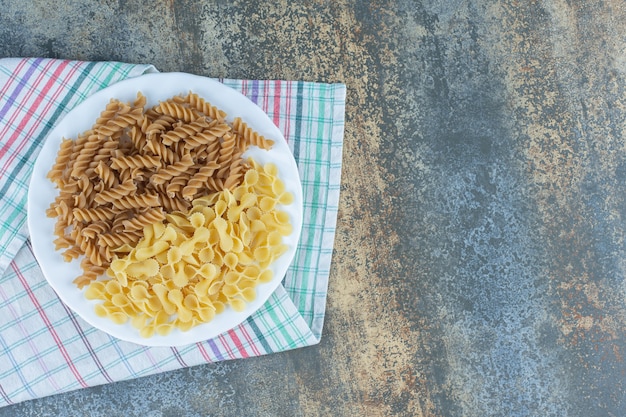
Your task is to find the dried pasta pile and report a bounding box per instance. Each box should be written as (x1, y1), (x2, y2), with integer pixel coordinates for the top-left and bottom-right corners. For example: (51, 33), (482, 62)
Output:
(47, 91), (274, 289)
(46, 91), (295, 335)
(85, 160), (294, 337)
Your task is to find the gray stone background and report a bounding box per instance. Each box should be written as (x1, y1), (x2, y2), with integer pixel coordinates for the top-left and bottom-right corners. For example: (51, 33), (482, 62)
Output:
(1, 0), (626, 416)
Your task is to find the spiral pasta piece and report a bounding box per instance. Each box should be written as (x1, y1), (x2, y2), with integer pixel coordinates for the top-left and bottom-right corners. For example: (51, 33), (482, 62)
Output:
(47, 138), (73, 185)
(94, 161), (118, 189)
(122, 208), (166, 232)
(154, 101), (198, 123)
(166, 177), (191, 200)
(70, 134), (102, 178)
(216, 133), (236, 177)
(93, 179), (137, 205)
(95, 107), (143, 138)
(145, 137), (178, 164)
(110, 154), (161, 171)
(232, 117), (274, 150)
(82, 221), (111, 240)
(161, 117), (209, 146)
(185, 92), (226, 121)
(111, 193), (160, 210)
(182, 162), (219, 200)
(223, 156), (246, 191)
(150, 153), (194, 184)
(73, 207), (117, 223)
(160, 194), (192, 212)
(95, 99), (125, 126)
(98, 230), (143, 250)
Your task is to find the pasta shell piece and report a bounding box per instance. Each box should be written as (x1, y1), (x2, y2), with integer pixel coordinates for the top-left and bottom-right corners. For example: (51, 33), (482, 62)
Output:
(167, 288), (183, 305)
(275, 211), (291, 225)
(155, 250), (169, 265)
(153, 284), (177, 315)
(241, 287), (256, 302)
(130, 284), (150, 301)
(250, 219), (267, 233)
(267, 231), (283, 247)
(208, 228), (220, 247)
(122, 302), (139, 316)
(224, 271), (241, 286)
(155, 323), (174, 337)
(162, 225), (179, 242)
(259, 269), (273, 283)
(177, 308), (193, 323)
(172, 269), (190, 288)
(126, 259), (160, 278)
(219, 236), (234, 253)
(195, 279), (212, 297)
(247, 207), (262, 221)
(160, 264), (175, 280)
(168, 290), (193, 322)
(197, 308), (215, 323)
(211, 251), (224, 267)
(257, 171), (273, 186)
(166, 212), (191, 229)
(84, 281), (106, 300)
(176, 318), (197, 331)
(259, 196), (277, 212)
(240, 250), (256, 266)
(167, 246), (183, 264)
(198, 247), (214, 263)
(192, 193), (220, 208)
(229, 298), (246, 312)
(193, 226), (210, 241)
(183, 293), (200, 311)
(109, 311), (129, 325)
(134, 241), (170, 261)
(222, 284), (239, 298)
(94, 303), (109, 318)
(240, 192), (258, 208)
(263, 163), (278, 177)
(178, 240), (196, 257)
(212, 300), (226, 314)
(189, 212), (206, 229)
(183, 254), (201, 267)
(271, 178), (286, 195)
(111, 293), (129, 307)
(105, 280), (122, 294)
(146, 296), (162, 313)
(214, 200), (228, 217)
(224, 253), (239, 270)
(208, 281), (222, 296)
(243, 169), (258, 186)
(236, 278), (255, 290)
(140, 326), (155, 339)
(278, 191), (294, 205)
(131, 314), (148, 330)
(230, 236), (244, 254)
(253, 247), (271, 262)
(242, 265), (261, 280)
(112, 243), (135, 253)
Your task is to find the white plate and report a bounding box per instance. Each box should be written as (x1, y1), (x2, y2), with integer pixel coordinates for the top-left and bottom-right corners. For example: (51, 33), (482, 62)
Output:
(27, 72), (303, 347)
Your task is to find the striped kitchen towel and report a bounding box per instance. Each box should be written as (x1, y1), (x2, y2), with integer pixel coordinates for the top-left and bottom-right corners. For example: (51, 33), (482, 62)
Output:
(0, 58), (345, 406)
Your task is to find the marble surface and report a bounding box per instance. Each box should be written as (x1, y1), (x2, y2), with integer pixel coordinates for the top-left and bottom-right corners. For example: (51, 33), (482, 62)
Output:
(1, 1), (626, 416)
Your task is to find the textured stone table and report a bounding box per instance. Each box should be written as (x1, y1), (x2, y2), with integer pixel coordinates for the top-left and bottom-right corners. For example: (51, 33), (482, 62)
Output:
(2, 1), (626, 416)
